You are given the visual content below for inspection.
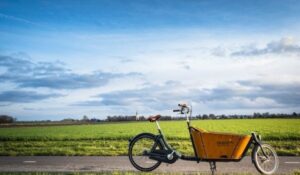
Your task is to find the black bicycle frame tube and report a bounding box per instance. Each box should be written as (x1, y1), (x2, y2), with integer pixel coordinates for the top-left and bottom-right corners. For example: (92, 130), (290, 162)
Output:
(187, 122), (199, 161)
(251, 132), (269, 158)
(155, 124), (173, 151)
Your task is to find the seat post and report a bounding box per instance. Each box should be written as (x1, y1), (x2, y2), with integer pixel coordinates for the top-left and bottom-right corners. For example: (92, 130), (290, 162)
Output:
(155, 120), (161, 131)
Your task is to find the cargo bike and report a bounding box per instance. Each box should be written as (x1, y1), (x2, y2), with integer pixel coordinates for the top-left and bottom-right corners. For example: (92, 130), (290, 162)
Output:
(128, 104), (279, 174)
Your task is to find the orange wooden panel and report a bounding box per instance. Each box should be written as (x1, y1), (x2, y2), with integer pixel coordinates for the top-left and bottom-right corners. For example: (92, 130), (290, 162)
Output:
(231, 135), (251, 159)
(191, 127), (251, 160)
(191, 127), (207, 158)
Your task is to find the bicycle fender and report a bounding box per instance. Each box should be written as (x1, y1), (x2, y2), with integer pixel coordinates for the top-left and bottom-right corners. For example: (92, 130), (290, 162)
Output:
(128, 133), (157, 143)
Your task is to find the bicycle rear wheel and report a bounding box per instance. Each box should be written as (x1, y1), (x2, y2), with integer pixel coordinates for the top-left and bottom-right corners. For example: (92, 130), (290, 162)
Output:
(252, 143), (279, 175)
(128, 133), (162, 171)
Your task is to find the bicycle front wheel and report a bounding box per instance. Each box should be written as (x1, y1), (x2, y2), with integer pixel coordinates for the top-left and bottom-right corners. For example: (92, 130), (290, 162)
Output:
(252, 143), (279, 175)
(128, 133), (162, 172)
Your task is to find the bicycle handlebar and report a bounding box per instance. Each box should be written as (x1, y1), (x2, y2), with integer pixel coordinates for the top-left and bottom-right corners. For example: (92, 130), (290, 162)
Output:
(173, 103), (192, 124)
(173, 105), (189, 114)
(178, 103), (187, 107)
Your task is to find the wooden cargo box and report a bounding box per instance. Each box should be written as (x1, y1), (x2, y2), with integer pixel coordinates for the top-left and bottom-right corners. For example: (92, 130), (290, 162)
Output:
(190, 127), (251, 160)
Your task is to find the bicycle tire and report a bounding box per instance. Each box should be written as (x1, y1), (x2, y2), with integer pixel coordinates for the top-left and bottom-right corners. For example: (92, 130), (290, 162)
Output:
(128, 133), (162, 171)
(252, 143), (279, 175)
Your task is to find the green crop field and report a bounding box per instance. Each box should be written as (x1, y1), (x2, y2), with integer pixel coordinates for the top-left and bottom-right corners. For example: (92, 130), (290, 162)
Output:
(0, 119), (299, 156)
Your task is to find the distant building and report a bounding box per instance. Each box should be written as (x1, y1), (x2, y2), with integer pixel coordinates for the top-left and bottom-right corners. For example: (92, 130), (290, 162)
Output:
(136, 111), (139, 120)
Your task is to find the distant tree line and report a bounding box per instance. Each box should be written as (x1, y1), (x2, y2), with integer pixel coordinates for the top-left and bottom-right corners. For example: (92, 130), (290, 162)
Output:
(106, 115), (174, 121)
(105, 112), (300, 122)
(194, 112), (300, 120)
(60, 115), (103, 123)
(0, 115), (16, 124)
(1, 112), (299, 124)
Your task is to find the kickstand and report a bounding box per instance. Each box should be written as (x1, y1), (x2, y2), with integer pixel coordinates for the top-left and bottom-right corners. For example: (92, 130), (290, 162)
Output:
(209, 161), (217, 175)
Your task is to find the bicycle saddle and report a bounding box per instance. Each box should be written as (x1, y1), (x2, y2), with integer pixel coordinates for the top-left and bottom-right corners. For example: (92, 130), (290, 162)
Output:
(148, 115), (161, 122)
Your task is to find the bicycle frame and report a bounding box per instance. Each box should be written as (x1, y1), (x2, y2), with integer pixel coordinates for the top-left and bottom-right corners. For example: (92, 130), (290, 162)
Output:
(128, 104), (278, 175)
(146, 105), (200, 163)
(147, 104), (263, 163)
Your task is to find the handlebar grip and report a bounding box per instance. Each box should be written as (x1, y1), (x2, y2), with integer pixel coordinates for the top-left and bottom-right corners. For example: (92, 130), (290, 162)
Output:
(173, 109), (180, 112)
(178, 103), (187, 107)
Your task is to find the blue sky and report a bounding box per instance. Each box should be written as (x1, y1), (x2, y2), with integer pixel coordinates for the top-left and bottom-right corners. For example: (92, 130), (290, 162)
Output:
(1, 0), (300, 120)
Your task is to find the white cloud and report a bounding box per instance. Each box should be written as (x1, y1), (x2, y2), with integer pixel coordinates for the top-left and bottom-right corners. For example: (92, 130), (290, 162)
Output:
(2, 32), (300, 119)
(231, 37), (300, 56)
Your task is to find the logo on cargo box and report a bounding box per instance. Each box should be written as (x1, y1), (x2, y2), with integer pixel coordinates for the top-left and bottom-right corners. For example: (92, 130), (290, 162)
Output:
(217, 140), (234, 146)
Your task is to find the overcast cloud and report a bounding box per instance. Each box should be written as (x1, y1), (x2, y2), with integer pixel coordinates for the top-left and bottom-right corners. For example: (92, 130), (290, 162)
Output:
(1, 0), (300, 120)
(231, 37), (300, 56)
(75, 80), (300, 112)
(0, 90), (62, 103)
(0, 55), (141, 90)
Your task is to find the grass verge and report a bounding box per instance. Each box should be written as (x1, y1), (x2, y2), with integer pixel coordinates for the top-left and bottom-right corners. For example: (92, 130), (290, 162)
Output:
(0, 140), (299, 156)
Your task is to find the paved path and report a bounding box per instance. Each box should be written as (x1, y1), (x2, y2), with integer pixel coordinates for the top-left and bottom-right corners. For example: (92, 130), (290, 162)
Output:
(0, 156), (299, 174)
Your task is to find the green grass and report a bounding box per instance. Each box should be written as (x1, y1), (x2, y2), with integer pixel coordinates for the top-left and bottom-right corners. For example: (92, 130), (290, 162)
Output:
(0, 140), (299, 156)
(0, 119), (299, 156)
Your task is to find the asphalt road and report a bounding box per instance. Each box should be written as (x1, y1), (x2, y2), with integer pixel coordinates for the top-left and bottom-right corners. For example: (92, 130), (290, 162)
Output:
(0, 156), (299, 174)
